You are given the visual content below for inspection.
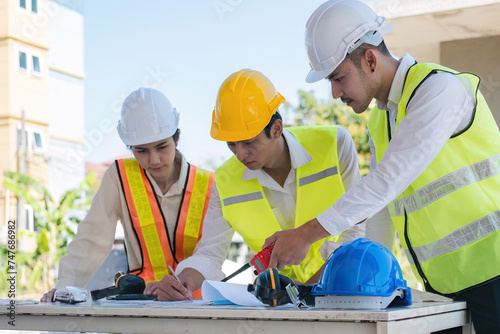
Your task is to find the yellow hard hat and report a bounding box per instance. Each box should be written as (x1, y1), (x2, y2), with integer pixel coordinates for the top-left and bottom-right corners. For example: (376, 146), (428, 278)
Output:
(211, 69), (285, 142)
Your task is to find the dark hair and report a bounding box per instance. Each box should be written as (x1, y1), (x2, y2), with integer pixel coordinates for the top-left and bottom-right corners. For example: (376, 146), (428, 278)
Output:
(172, 128), (180, 144)
(263, 111), (282, 139)
(346, 41), (391, 69)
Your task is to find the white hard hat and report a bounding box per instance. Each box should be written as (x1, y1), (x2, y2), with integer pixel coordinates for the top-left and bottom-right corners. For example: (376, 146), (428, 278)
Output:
(117, 87), (180, 146)
(305, 0), (393, 83)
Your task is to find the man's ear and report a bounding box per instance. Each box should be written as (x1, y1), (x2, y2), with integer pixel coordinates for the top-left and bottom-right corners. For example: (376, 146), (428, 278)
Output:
(272, 119), (283, 139)
(364, 48), (378, 72)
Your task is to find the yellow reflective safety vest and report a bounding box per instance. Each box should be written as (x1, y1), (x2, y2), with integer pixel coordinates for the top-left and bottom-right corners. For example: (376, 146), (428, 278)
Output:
(116, 159), (214, 283)
(367, 63), (500, 294)
(215, 126), (345, 283)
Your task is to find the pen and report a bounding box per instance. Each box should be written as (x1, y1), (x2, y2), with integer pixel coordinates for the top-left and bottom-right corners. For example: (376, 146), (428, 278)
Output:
(168, 264), (193, 301)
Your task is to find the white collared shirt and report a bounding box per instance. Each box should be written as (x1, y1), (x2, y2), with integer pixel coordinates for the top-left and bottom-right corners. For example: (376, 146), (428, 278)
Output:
(176, 126), (366, 281)
(317, 53), (475, 248)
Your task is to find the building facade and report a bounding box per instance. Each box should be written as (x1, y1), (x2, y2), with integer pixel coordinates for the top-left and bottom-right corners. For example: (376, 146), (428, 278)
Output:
(0, 0), (84, 244)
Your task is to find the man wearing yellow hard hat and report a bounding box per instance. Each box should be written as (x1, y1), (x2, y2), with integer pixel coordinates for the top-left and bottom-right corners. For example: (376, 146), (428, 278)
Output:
(156, 68), (372, 300)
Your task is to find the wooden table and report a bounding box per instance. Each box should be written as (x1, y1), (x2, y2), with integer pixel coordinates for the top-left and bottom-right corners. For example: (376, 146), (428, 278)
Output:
(0, 299), (470, 334)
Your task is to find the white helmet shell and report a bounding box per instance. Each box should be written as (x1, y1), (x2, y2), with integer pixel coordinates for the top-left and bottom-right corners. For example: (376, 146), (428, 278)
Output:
(305, 0), (392, 83)
(117, 87), (180, 146)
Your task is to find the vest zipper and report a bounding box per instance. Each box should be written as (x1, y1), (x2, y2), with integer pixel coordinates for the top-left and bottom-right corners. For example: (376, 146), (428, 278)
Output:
(172, 163), (193, 264)
(386, 110), (392, 141)
(398, 66), (439, 291)
(403, 208), (436, 292)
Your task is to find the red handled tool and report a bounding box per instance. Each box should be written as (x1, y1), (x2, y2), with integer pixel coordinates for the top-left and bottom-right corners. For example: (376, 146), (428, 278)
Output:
(221, 244), (275, 282)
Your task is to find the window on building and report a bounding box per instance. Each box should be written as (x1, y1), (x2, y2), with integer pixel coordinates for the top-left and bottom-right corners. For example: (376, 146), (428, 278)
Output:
(32, 131), (43, 152)
(18, 0), (38, 15)
(19, 51), (27, 70)
(22, 204), (35, 232)
(17, 127), (45, 155)
(32, 55), (40, 74)
(17, 50), (43, 77)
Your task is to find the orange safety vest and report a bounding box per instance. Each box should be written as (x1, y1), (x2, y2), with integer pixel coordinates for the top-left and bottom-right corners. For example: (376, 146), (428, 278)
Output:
(116, 159), (214, 285)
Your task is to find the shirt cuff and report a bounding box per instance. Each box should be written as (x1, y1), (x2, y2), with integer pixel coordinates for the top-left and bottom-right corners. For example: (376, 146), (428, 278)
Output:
(176, 257), (225, 281)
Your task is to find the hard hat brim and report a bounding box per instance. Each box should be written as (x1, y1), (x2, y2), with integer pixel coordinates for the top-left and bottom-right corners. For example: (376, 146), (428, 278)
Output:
(306, 67), (335, 83)
(210, 118), (268, 142)
(118, 131), (175, 147)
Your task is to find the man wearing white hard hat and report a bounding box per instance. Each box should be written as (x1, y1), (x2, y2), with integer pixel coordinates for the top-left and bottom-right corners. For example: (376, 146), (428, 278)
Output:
(264, 1), (500, 333)
(41, 88), (215, 302)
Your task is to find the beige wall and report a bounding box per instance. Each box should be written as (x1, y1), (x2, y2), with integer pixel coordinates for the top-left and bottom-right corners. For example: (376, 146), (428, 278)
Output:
(0, 41), (9, 117)
(0, 0), (49, 226)
(9, 42), (49, 121)
(0, 21), (11, 225)
(441, 36), (500, 126)
(8, 0), (48, 47)
(380, 1), (500, 127)
(0, 1), (7, 38)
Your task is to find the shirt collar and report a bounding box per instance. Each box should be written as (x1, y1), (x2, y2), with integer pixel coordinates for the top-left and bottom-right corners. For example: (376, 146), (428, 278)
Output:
(376, 53), (416, 112)
(242, 129), (312, 181)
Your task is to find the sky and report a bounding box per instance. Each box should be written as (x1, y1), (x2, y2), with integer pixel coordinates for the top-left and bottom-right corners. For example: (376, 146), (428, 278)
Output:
(83, 1), (365, 169)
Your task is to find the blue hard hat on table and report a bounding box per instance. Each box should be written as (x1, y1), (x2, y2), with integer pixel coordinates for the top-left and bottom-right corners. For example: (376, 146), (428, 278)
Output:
(312, 238), (412, 307)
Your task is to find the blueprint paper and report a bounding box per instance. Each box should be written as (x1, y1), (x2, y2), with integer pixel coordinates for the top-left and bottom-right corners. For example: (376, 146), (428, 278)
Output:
(201, 280), (265, 306)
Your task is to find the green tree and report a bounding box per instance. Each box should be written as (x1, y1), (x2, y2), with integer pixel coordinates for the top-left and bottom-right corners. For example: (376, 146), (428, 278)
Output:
(2, 171), (96, 294)
(284, 90), (372, 176)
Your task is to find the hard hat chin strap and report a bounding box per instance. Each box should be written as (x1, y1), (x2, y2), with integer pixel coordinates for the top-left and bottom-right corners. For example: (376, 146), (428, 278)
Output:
(285, 283), (315, 309)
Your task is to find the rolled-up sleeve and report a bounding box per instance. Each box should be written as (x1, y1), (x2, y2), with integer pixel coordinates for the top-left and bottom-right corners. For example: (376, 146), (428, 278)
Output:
(56, 168), (121, 288)
(175, 184), (232, 281)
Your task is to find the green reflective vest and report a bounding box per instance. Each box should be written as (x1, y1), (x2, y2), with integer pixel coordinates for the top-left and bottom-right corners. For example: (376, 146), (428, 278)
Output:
(367, 63), (500, 294)
(215, 126), (345, 283)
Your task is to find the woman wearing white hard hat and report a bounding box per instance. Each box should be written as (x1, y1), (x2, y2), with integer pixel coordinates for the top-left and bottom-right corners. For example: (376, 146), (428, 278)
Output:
(41, 88), (215, 302)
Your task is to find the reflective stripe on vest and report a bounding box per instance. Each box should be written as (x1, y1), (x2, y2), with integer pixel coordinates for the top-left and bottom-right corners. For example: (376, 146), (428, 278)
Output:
(367, 63), (500, 294)
(405, 210), (500, 266)
(176, 165), (215, 261)
(223, 192), (263, 206)
(116, 159), (214, 283)
(390, 154), (500, 216)
(223, 166), (339, 207)
(222, 166), (339, 206)
(299, 166), (338, 186)
(215, 126), (345, 283)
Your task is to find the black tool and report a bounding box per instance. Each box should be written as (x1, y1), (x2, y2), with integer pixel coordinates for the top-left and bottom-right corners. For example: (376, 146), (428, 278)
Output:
(90, 273), (147, 301)
(222, 244), (274, 282)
